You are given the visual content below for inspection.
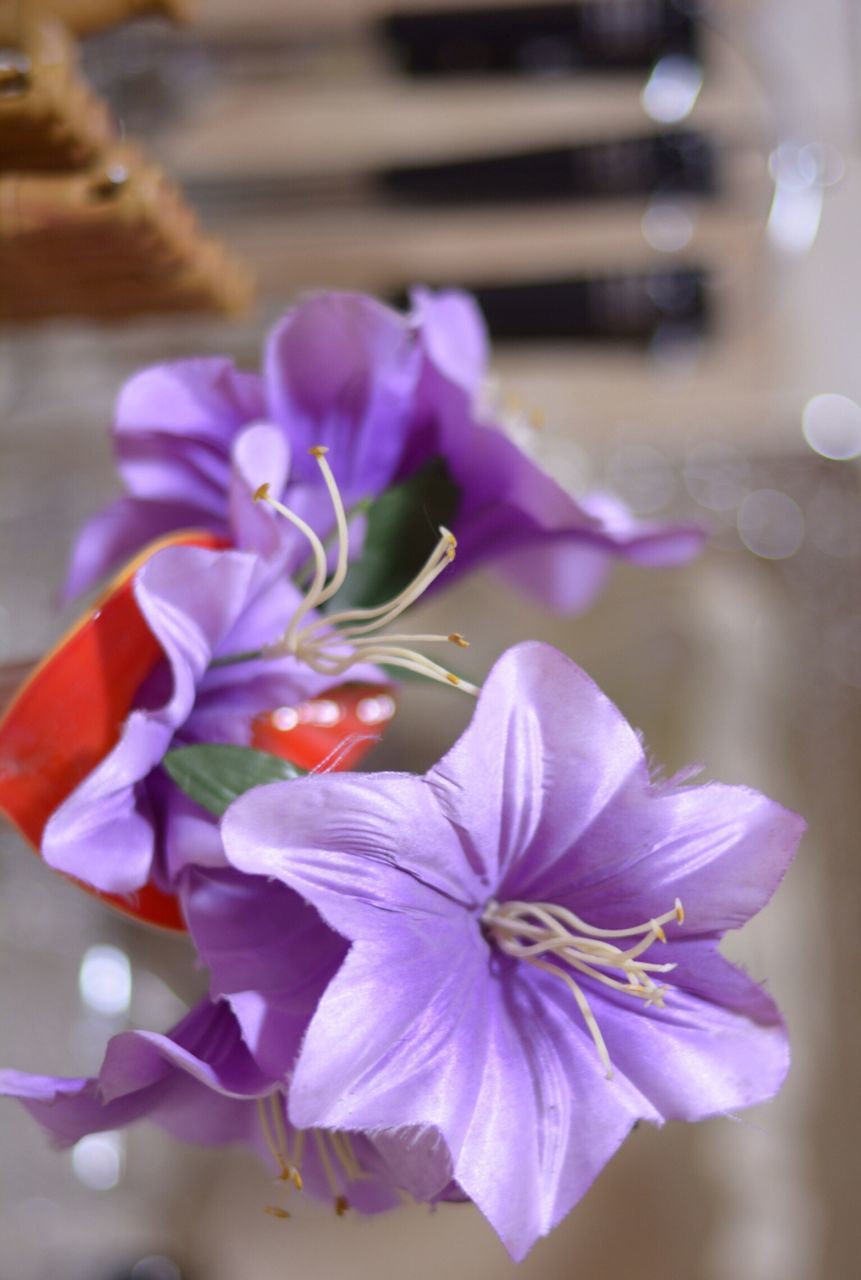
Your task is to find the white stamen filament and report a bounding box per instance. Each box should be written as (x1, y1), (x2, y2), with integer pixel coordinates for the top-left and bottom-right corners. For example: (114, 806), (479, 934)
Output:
(254, 447), (479, 696)
(482, 897), (684, 1079)
(257, 1093), (365, 1219)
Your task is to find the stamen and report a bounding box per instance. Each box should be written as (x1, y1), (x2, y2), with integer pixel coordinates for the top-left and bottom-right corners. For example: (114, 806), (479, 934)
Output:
(255, 449), (480, 696)
(329, 1131), (363, 1184)
(257, 1095), (290, 1182)
(314, 1130), (350, 1216)
(256, 1101), (367, 1218)
(483, 897), (684, 1079)
(304, 447), (350, 609)
(270, 1095), (302, 1190)
(292, 1128), (306, 1179)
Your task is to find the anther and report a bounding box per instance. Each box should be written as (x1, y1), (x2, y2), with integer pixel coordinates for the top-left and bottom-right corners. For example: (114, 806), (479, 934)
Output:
(253, 482), (270, 503)
(335, 1196), (350, 1217)
(447, 674), (460, 685)
(448, 633), (469, 648)
(264, 1205), (291, 1220)
(483, 896), (685, 1076)
(309, 445), (329, 457)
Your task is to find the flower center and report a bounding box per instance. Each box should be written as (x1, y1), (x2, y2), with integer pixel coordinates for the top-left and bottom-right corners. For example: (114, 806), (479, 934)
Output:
(257, 1093), (363, 1219)
(254, 447), (479, 696)
(481, 896), (685, 1079)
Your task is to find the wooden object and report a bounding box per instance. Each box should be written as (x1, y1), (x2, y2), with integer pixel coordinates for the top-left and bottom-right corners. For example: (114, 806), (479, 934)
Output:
(0, 144), (255, 319)
(35, 0), (193, 38)
(0, 17), (115, 170)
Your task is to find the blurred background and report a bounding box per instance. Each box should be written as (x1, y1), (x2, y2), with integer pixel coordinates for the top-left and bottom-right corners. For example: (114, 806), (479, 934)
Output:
(1, 0), (859, 1276)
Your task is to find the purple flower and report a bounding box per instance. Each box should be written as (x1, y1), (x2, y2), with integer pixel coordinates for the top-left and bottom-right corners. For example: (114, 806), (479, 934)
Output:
(65, 290), (703, 613)
(64, 295), (420, 598)
(178, 864), (350, 1084)
(43, 541), (375, 897)
(176, 863), (456, 1206)
(0, 998), (419, 1216)
(410, 290), (705, 611)
(222, 642), (804, 1260)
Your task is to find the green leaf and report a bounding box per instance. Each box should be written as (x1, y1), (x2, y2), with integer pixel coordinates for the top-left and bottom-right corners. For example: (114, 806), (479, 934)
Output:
(163, 744), (305, 818)
(328, 456), (461, 612)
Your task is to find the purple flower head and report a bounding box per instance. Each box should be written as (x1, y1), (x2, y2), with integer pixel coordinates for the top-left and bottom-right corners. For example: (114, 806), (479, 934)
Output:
(65, 290), (704, 614)
(175, 863), (456, 1207)
(42, 541), (383, 899)
(64, 295), (421, 599)
(222, 642), (804, 1260)
(0, 998), (422, 1217)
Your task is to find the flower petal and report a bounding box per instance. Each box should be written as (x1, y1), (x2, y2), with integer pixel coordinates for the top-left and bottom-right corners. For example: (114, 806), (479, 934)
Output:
(223, 773), (487, 929)
(492, 502), (706, 612)
(264, 293), (419, 492)
(452, 965), (646, 1260)
(115, 357), (264, 500)
(288, 929), (643, 1260)
(426, 643), (644, 898)
(410, 287), (488, 396)
(493, 538), (613, 614)
(43, 547), (259, 893)
(286, 923), (491, 1146)
(228, 423), (292, 557)
(0, 1000), (270, 1149)
(63, 496), (221, 601)
(181, 866), (347, 1079)
(577, 490), (707, 565)
(589, 963), (789, 1121)
(542, 776), (805, 936)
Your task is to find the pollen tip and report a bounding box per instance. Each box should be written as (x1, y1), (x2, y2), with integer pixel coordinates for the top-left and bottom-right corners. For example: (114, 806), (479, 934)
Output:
(335, 1195), (350, 1217)
(446, 673), (460, 685)
(675, 898), (685, 924)
(292, 1170), (304, 1191)
(309, 445), (330, 457)
(448, 633), (470, 648)
(253, 482), (270, 503)
(655, 924), (667, 943)
(264, 1205), (291, 1220)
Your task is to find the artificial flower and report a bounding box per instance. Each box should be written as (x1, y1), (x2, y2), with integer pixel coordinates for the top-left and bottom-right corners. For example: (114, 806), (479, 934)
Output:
(175, 864), (454, 1206)
(64, 290), (704, 612)
(2, 433), (486, 925)
(34, 538), (393, 900)
(0, 998), (420, 1217)
(222, 641), (804, 1259)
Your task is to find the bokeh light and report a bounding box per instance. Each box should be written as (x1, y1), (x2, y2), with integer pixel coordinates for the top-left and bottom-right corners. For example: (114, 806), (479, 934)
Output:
(78, 945), (132, 1018)
(71, 1132), (125, 1191)
(737, 489), (805, 559)
(640, 55), (703, 124)
(802, 393), (861, 460)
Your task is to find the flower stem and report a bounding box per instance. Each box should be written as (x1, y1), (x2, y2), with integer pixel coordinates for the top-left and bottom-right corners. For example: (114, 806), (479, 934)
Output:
(209, 648), (263, 669)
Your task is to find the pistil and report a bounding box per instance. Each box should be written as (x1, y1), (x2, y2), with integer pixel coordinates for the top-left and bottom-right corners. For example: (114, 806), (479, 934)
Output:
(482, 897), (684, 1079)
(254, 447), (479, 696)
